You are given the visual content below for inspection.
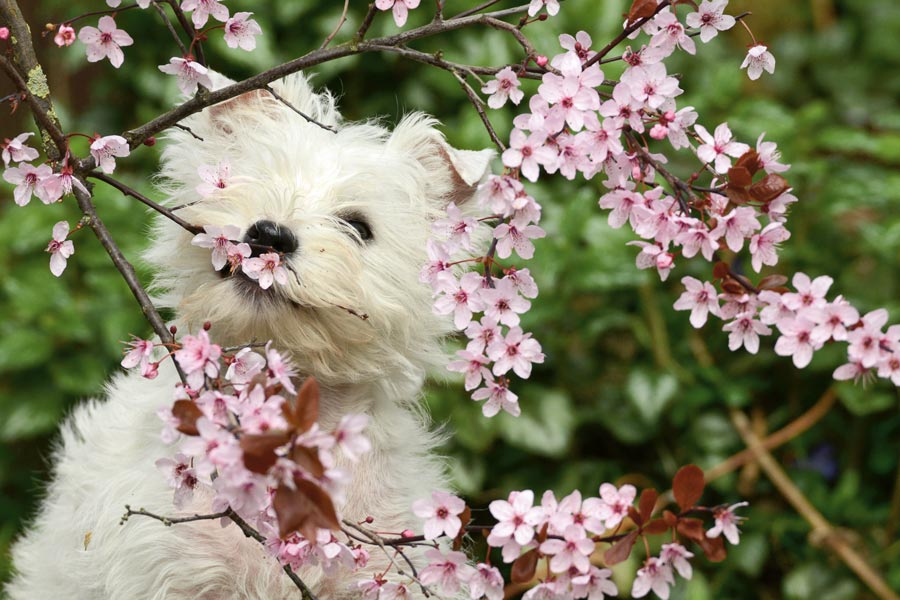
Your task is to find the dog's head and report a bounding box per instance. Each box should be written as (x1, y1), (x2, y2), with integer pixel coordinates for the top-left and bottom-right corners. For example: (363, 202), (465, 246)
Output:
(146, 74), (493, 384)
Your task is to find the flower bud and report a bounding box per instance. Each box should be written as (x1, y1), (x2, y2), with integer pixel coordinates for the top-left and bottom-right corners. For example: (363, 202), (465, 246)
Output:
(144, 137), (157, 147)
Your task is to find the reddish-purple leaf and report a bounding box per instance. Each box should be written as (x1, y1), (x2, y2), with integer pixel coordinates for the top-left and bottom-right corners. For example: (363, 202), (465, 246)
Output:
(759, 274), (789, 290)
(273, 477), (340, 539)
(240, 431), (291, 474)
(172, 400), (203, 436)
(734, 149), (762, 175)
(289, 444), (326, 479)
(727, 165), (752, 189)
(697, 534), (727, 562)
(638, 488), (658, 523)
(452, 505), (472, 551)
(604, 530), (639, 565)
(627, 505), (642, 527)
(283, 377), (319, 433)
(673, 465), (705, 512)
(510, 548), (539, 584)
(675, 517), (706, 541)
(626, 0), (657, 24)
(749, 174), (790, 204)
(712, 262), (730, 280)
(642, 518), (669, 535)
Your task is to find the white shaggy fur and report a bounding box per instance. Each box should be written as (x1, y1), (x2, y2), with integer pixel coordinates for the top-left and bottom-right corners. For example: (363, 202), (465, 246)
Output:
(7, 74), (493, 599)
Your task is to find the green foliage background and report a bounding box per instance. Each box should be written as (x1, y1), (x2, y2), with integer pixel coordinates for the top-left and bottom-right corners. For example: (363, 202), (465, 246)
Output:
(1, 1), (899, 597)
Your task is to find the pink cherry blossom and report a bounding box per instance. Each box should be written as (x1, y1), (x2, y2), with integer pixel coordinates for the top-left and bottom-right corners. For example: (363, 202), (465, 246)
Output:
(502, 267), (539, 299)
(480, 279), (531, 327)
(46, 221), (75, 277)
(755, 133), (790, 173)
(685, 0), (736, 43)
(502, 129), (556, 182)
(2, 133), (39, 166)
(847, 309), (890, 368)
(695, 122), (750, 173)
(493, 216), (546, 260)
(472, 377), (520, 417)
(632, 557), (675, 600)
(621, 63), (682, 110)
(723, 312), (771, 354)
(181, 0), (230, 28)
(433, 203), (479, 252)
(711, 206), (761, 252)
(35, 164), (89, 203)
(810, 296), (859, 344)
(774, 317), (819, 368)
(418, 548), (475, 595)
(90, 134), (130, 174)
(528, 0), (560, 17)
(242, 252), (289, 290)
(412, 491), (467, 540)
(192, 225), (242, 271)
(224, 12), (262, 51)
(488, 490), (543, 548)
(447, 349), (492, 391)
(3, 162), (52, 206)
(749, 222), (791, 272)
(706, 501), (749, 544)
(374, 0), (421, 28)
(482, 67), (524, 109)
(487, 326), (545, 379)
(419, 239), (452, 285)
(629, 241), (675, 281)
(195, 161), (232, 198)
(782, 272), (832, 313)
(651, 10), (696, 55)
(660, 542), (694, 579)
(226, 242), (251, 272)
(741, 44), (776, 80)
(571, 566), (618, 599)
(468, 563), (504, 600)
(433, 272), (485, 329)
(333, 414), (371, 461)
(54, 24), (76, 47)
(477, 175), (524, 217)
(559, 31), (596, 63)
(675, 220), (721, 261)
(121, 336), (157, 378)
(155, 453), (199, 509)
(174, 330), (222, 389)
(674, 276), (721, 328)
(266, 343), (297, 394)
(595, 483), (636, 529)
(540, 524), (595, 574)
(224, 347), (266, 384)
(465, 317), (502, 354)
(78, 16), (133, 68)
(159, 57), (214, 96)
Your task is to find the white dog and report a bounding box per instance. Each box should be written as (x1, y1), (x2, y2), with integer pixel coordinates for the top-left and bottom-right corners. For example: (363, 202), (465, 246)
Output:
(7, 74), (493, 599)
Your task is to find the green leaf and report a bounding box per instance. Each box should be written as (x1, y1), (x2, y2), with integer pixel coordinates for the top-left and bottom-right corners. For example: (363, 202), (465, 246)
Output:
(626, 370), (678, 426)
(498, 390), (574, 457)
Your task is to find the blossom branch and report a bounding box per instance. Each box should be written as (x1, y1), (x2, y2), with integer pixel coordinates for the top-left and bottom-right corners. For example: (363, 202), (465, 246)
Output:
(584, 0), (672, 68)
(451, 69), (506, 152)
(162, 0), (206, 65)
(88, 171), (204, 235)
(150, 0), (189, 57)
(341, 520), (434, 597)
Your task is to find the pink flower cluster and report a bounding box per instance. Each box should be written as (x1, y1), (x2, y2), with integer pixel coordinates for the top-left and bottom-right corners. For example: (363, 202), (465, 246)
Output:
(191, 224), (290, 290)
(428, 197), (546, 417)
(127, 333), (375, 574)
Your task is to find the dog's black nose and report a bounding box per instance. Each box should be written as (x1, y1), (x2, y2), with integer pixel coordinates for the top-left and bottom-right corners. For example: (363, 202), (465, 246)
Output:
(243, 220), (298, 256)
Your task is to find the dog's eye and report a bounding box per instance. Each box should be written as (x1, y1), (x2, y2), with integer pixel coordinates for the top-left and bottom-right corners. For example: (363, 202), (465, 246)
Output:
(343, 217), (373, 242)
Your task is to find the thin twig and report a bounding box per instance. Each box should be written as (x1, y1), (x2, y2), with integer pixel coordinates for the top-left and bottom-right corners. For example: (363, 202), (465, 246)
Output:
(451, 70), (505, 152)
(731, 410), (900, 600)
(262, 85), (338, 133)
(342, 520), (433, 597)
(320, 0), (351, 49)
(122, 506), (230, 526)
(354, 3), (379, 42)
(89, 172), (204, 235)
(173, 123), (204, 141)
(151, 0), (189, 57)
(163, 0), (206, 66)
(450, 0), (506, 20)
(584, 0), (672, 68)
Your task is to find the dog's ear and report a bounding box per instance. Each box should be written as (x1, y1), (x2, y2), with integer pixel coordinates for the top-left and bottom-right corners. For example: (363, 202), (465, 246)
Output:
(390, 114), (495, 206)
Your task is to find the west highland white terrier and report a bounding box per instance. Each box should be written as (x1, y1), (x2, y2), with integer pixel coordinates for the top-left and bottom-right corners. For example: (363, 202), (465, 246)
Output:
(7, 73), (493, 599)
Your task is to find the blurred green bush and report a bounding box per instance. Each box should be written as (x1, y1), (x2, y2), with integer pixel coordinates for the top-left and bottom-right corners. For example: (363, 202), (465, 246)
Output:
(1, 0), (898, 597)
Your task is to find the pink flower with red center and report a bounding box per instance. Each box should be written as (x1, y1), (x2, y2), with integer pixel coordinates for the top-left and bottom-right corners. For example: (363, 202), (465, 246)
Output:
(487, 326), (545, 379)
(121, 336), (157, 378)
(782, 272), (833, 313)
(465, 316), (501, 354)
(674, 276), (721, 328)
(224, 347), (266, 384)
(374, 0), (421, 28)
(419, 548), (476, 595)
(481, 279), (531, 327)
(3, 162), (52, 206)
(433, 272), (485, 329)
(333, 414), (371, 461)
(78, 16), (133, 68)
(2, 132), (39, 167)
(223, 12), (262, 51)
(159, 57), (214, 96)
(599, 184), (642, 229)
(482, 67), (524, 109)
(36, 164), (89, 203)
(685, 0), (736, 43)
(749, 222), (791, 272)
(571, 566), (618, 599)
(810, 296), (859, 344)
(660, 542), (694, 579)
(181, 417), (242, 478)
(468, 563), (505, 600)
(46, 221), (75, 277)
(447, 349), (492, 391)
(265, 343), (297, 394)
(675, 220), (721, 261)
(488, 490), (543, 549)
(477, 175), (524, 217)
(847, 309), (890, 368)
(433, 203), (479, 252)
(711, 206), (761, 252)
(595, 483), (636, 529)
(412, 491), (467, 540)
(559, 31), (596, 63)
(629, 241), (675, 281)
(182, 0), (230, 28)
(191, 224), (242, 271)
(756, 132), (790, 173)
(493, 216), (546, 260)
(155, 453), (199, 509)
(472, 377), (520, 417)
(833, 359), (871, 384)
(419, 239), (452, 286)
(695, 122), (750, 173)
(621, 62), (682, 110)
(723, 312), (771, 354)
(195, 161), (231, 198)
(774, 316), (819, 368)
(741, 44), (776, 80)
(54, 24), (76, 47)
(632, 557), (675, 599)
(599, 82), (645, 132)
(540, 524), (595, 574)
(502, 129), (557, 182)
(707, 501), (749, 544)
(242, 252), (289, 290)
(226, 241), (251, 272)
(89, 134), (130, 174)
(651, 10), (696, 55)
(174, 330), (222, 389)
